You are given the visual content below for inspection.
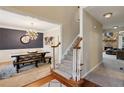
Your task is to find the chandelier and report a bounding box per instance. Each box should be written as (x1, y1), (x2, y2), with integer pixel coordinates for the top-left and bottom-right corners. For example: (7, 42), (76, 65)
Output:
(26, 23), (38, 40)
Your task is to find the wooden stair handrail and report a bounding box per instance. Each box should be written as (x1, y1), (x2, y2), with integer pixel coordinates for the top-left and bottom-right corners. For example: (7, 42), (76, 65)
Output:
(51, 42), (61, 48)
(73, 37), (82, 49)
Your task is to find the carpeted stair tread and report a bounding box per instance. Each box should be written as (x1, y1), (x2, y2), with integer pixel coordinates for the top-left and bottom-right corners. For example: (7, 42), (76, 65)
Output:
(56, 66), (72, 74)
(56, 66), (72, 73)
(53, 69), (72, 80)
(57, 63), (72, 69)
(61, 60), (72, 63)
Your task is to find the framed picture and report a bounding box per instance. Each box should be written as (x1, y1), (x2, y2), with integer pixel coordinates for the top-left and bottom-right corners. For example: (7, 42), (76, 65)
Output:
(44, 36), (54, 45)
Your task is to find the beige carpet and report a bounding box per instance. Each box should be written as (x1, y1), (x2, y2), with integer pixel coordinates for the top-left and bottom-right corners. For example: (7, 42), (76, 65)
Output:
(0, 64), (51, 87)
(85, 53), (124, 87)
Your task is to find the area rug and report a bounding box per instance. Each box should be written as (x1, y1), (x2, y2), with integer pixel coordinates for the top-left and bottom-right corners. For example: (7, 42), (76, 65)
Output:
(41, 79), (100, 87)
(0, 62), (47, 79)
(0, 63), (16, 79)
(0, 63), (51, 87)
(41, 79), (66, 87)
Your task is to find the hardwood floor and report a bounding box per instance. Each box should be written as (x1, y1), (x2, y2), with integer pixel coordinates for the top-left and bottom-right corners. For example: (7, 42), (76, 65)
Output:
(24, 73), (100, 87)
(81, 79), (101, 87)
(24, 74), (54, 87)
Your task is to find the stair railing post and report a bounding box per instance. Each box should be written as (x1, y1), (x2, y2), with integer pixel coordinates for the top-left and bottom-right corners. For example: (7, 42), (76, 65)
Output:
(74, 48), (80, 82)
(51, 42), (61, 70)
(72, 37), (82, 82)
(76, 48), (81, 81)
(52, 47), (55, 69)
(72, 49), (77, 81)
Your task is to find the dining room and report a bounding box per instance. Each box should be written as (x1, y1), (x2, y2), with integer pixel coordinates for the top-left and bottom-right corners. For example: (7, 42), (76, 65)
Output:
(0, 8), (61, 86)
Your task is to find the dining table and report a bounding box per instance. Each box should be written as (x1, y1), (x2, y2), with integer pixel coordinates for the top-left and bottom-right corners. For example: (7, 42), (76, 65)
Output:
(11, 51), (50, 63)
(11, 51), (50, 73)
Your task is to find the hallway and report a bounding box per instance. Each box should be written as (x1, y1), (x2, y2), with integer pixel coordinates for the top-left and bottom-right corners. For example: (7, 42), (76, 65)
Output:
(85, 53), (124, 87)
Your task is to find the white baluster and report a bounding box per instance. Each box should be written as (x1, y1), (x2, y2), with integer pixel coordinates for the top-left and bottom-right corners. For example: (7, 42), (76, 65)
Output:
(76, 49), (81, 81)
(73, 46), (82, 81)
(73, 49), (77, 81)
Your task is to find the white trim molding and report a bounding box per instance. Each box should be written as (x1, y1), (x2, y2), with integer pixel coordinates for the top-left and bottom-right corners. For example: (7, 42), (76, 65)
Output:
(81, 62), (102, 78)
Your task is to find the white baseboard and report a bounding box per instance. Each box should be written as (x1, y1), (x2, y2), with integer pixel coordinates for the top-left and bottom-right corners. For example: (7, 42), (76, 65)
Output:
(81, 62), (102, 78)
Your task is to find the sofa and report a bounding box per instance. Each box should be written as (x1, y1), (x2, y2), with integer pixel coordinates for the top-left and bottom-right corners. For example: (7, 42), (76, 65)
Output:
(106, 48), (119, 55)
(117, 50), (124, 60)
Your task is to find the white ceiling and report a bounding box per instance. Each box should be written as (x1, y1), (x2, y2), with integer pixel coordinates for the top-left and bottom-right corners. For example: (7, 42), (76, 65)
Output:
(85, 6), (124, 30)
(0, 9), (59, 32)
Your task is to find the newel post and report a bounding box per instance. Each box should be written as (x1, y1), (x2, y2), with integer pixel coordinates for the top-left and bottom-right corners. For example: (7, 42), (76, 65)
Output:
(51, 42), (61, 69)
(72, 36), (82, 81)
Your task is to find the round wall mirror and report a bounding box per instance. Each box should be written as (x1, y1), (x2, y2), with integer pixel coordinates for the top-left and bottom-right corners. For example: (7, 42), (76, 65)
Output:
(20, 35), (30, 44)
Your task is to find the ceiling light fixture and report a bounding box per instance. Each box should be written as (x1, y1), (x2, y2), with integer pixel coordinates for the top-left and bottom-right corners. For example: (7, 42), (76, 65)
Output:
(113, 26), (118, 29)
(103, 13), (112, 19)
(26, 23), (38, 40)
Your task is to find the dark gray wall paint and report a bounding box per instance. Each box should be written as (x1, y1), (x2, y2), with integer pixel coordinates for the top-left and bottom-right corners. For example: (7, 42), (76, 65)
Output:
(0, 31), (2, 49)
(0, 28), (43, 50)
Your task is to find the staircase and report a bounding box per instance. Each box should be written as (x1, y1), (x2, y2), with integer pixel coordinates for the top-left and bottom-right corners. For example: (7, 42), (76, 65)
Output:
(54, 36), (83, 80)
(55, 49), (73, 79)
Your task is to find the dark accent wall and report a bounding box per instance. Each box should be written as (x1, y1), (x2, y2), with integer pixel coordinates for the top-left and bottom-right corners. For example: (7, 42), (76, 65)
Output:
(0, 28), (43, 50)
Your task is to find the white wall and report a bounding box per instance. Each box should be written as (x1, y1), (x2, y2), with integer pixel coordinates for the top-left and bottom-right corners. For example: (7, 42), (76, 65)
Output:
(82, 10), (103, 77)
(3, 6), (80, 55)
(43, 26), (62, 64)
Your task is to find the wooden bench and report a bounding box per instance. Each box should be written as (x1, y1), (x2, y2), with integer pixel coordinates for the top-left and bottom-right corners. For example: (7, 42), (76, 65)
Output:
(45, 56), (52, 64)
(13, 55), (41, 73)
(12, 52), (51, 73)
